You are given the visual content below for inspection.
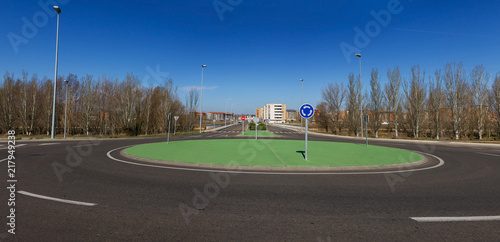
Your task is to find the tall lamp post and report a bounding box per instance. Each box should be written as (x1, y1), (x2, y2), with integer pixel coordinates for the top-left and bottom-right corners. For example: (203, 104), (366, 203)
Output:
(300, 79), (303, 130)
(355, 53), (363, 138)
(225, 98), (232, 126)
(230, 104), (235, 124)
(199, 65), (207, 133)
(51, 6), (61, 139)
(64, 79), (69, 139)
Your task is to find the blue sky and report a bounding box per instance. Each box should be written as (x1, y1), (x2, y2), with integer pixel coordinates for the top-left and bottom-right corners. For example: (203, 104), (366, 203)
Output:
(2, 0), (500, 114)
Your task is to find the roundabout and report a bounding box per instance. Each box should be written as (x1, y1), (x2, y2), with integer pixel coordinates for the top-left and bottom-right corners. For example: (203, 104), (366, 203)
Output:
(118, 139), (439, 173)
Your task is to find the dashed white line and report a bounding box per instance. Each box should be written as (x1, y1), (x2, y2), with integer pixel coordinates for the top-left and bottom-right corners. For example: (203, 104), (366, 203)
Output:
(17, 191), (97, 206)
(39, 143), (60, 146)
(0, 144), (26, 150)
(475, 152), (500, 157)
(411, 215), (500, 222)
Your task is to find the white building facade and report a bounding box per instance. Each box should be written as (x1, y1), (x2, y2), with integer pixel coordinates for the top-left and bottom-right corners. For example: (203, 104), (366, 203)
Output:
(260, 104), (286, 124)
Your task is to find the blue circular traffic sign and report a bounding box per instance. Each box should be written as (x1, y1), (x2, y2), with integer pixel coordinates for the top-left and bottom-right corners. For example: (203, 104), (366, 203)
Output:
(300, 103), (314, 119)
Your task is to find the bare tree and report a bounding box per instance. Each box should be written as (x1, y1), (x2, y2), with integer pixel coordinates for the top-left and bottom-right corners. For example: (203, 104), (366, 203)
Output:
(369, 68), (384, 138)
(162, 78), (177, 133)
(81, 74), (97, 135)
(385, 66), (402, 138)
(38, 78), (52, 135)
(28, 74), (38, 135)
(471, 65), (490, 139)
(142, 87), (153, 135)
(150, 86), (164, 134)
(94, 75), (107, 135)
(445, 62), (468, 140)
(321, 82), (346, 134)
(17, 72), (40, 135)
(0, 69), (189, 136)
(18, 71), (30, 134)
(116, 73), (141, 134)
(428, 69), (445, 139)
(1, 72), (16, 131)
(346, 73), (360, 136)
(107, 77), (121, 135)
(315, 102), (330, 132)
(184, 88), (200, 131)
(493, 74), (500, 137)
(404, 65), (427, 139)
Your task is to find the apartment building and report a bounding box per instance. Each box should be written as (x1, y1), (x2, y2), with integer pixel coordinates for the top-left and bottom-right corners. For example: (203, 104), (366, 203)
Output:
(286, 109), (298, 122)
(256, 108), (264, 120)
(256, 104), (287, 124)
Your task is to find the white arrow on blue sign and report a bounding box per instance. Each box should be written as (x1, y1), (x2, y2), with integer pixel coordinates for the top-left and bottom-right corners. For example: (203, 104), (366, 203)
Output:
(300, 103), (315, 119)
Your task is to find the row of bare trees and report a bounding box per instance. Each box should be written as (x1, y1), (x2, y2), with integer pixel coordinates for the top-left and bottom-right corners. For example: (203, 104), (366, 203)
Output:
(318, 62), (500, 140)
(0, 71), (201, 136)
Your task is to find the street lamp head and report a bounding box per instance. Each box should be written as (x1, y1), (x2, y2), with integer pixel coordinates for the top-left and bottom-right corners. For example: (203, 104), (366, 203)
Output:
(202, 65), (207, 68)
(53, 6), (61, 13)
(355, 53), (361, 57)
(64, 79), (68, 83)
(299, 79), (303, 82)
(228, 98), (232, 100)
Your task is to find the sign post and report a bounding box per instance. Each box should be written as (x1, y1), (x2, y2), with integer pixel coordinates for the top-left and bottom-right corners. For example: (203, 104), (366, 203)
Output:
(241, 116), (246, 135)
(254, 117), (260, 140)
(174, 116), (179, 136)
(364, 114), (369, 147)
(213, 119), (216, 130)
(300, 103), (315, 160)
(167, 113), (172, 143)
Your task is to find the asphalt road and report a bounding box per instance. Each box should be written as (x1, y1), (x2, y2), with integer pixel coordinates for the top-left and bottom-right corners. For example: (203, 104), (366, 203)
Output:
(2, 124), (500, 241)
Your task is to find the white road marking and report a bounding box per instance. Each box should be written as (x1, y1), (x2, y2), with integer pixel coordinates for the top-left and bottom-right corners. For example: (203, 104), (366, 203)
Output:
(72, 144), (99, 148)
(0, 144), (27, 150)
(39, 143), (60, 146)
(411, 215), (500, 222)
(475, 152), (500, 157)
(17, 191), (97, 206)
(0, 158), (7, 163)
(107, 146), (445, 175)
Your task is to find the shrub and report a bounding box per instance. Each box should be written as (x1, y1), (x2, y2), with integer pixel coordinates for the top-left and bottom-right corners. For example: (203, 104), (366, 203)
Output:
(249, 123), (267, 130)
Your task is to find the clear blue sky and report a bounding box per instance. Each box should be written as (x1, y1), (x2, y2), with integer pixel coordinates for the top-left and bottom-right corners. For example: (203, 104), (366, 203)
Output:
(2, 0), (499, 114)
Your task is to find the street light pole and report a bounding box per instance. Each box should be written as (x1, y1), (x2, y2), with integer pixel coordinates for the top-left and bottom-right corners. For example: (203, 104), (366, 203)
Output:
(230, 104), (235, 124)
(225, 98), (231, 126)
(64, 79), (68, 139)
(51, 6), (61, 139)
(200, 65), (207, 133)
(300, 79), (303, 130)
(355, 53), (363, 138)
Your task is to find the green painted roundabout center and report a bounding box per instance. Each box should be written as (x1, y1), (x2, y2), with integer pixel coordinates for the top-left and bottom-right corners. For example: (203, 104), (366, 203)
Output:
(125, 139), (423, 168)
